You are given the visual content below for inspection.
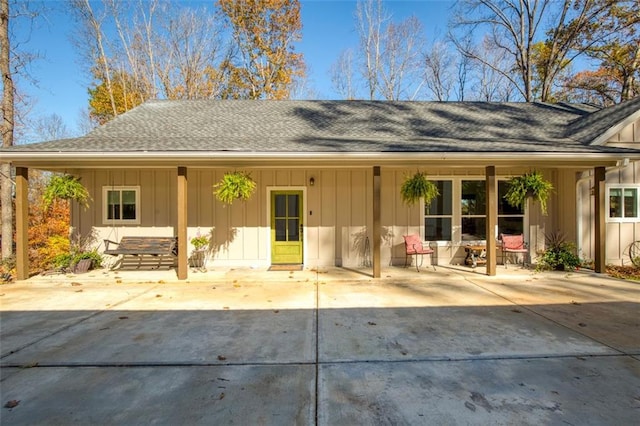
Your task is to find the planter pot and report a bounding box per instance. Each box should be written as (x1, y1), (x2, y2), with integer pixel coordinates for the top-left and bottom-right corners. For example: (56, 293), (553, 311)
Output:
(190, 250), (207, 268)
(73, 259), (93, 274)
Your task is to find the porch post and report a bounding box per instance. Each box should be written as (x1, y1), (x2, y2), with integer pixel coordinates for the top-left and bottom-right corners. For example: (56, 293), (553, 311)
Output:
(177, 166), (188, 280)
(15, 167), (29, 280)
(594, 166), (606, 273)
(373, 166), (381, 278)
(485, 165), (497, 276)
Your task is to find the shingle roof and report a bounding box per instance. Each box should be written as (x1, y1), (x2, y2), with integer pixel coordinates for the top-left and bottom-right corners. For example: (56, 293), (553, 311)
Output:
(3, 99), (639, 154)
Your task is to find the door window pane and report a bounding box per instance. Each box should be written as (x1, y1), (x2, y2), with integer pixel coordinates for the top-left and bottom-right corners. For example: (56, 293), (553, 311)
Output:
(275, 219), (287, 241)
(288, 219), (299, 241)
(107, 191), (120, 220)
(275, 195), (286, 217)
(498, 217), (524, 235)
(287, 194), (299, 217)
(426, 181), (452, 215)
(122, 190), (136, 220)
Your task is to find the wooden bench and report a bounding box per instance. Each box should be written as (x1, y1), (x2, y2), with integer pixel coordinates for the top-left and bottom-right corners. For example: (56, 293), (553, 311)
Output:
(104, 236), (178, 269)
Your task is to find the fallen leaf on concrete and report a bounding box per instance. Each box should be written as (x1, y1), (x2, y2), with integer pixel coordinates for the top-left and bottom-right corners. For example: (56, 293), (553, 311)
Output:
(156, 294), (162, 298)
(119, 316), (129, 320)
(116, 279), (122, 284)
(464, 401), (476, 412)
(578, 323), (587, 327)
(4, 400), (20, 408)
(367, 322), (377, 326)
(223, 306), (229, 310)
(571, 301), (581, 305)
(71, 282), (82, 286)
(157, 280), (165, 284)
(233, 284), (241, 288)
(20, 363), (38, 369)
(75, 289), (83, 293)
(219, 392), (225, 400)
(274, 310), (279, 313)
(217, 355), (227, 361)
(511, 309), (522, 313)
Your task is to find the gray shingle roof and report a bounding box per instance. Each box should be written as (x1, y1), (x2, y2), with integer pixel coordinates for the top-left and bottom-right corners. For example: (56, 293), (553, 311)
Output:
(3, 99), (639, 154)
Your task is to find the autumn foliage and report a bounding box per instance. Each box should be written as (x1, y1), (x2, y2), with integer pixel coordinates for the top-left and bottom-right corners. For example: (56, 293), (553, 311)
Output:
(28, 200), (71, 275)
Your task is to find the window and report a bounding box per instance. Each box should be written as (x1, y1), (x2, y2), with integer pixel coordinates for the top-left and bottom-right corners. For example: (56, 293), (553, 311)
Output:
(461, 180), (486, 240)
(608, 185), (639, 221)
(103, 186), (140, 224)
(498, 181), (524, 235)
(424, 180), (452, 241)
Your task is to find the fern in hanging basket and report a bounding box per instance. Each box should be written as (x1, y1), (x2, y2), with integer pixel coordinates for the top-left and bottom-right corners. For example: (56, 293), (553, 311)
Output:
(504, 170), (553, 215)
(400, 171), (439, 206)
(213, 171), (257, 205)
(43, 174), (91, 210)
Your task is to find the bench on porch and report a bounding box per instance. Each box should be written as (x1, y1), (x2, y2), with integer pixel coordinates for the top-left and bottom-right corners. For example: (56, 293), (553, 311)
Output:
(103, 236), (178, 269)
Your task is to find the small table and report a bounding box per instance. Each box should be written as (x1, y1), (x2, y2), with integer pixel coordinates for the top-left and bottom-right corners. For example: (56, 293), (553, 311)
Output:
(465, 245), (487, 267)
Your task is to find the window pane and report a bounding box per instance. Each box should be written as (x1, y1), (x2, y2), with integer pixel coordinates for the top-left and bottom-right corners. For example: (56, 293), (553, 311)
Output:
(122, 190), (136, 220)
(426, 181), (452, 215)
(287, 194), (299, 217)
(462, 217), (486, 240)
(462, 181), (485, 215)
(275, 195), (286, 217)
(609, 188), (622, 218)
(498, 217), (524, 236)
(425, 218), (452, 241)
(498, 181), (523, 214)
(288, 219), (299, 241)
(107, 191), (120, 220)
(624, 188), (637, 218)
(275, 219), (286, 241)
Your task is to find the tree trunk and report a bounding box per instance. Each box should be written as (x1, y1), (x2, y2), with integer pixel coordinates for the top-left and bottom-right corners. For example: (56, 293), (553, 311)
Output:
(1, 0), (14, 260)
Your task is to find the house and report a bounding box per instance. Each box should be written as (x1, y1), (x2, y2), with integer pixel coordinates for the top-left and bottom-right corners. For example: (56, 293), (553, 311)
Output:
(2, 98), (640, 280)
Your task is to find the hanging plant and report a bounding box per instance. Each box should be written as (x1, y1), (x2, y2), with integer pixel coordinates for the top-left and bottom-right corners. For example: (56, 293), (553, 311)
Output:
(213, 171), (256, 205)
(400, 171), (439, 206)
(504, 170), (553, 215)
(43, 174), (91, 210)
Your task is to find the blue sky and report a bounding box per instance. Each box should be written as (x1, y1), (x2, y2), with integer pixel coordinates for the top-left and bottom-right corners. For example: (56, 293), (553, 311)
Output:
(14, 1), (455, 138)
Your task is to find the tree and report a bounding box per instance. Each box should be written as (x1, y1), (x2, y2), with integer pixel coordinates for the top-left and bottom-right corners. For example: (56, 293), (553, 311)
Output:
(1, 0), (13, 261)
(217, 0), (305, 99)
(330, 48), (357, 99)
(423, 40), (456, 101)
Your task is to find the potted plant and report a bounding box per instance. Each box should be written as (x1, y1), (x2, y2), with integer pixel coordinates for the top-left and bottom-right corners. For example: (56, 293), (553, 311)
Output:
(536, 231), (582, 271)
(213, 171), (256, 205)
(190, 235), (210, 268)
(504, 170), (553, 215)
(400, 171), (439, 206)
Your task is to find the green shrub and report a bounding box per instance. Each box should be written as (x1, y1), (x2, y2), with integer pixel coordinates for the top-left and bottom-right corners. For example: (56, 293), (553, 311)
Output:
(536, 232), (581, 271)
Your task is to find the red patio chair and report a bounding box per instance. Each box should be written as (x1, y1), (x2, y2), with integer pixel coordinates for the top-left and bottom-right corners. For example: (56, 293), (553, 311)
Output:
(403, 234), (434, 272)
(500, 233), (529, 268)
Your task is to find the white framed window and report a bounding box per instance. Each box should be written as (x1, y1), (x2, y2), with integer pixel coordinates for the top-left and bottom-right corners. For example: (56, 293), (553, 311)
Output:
(424, 180), (453, 242)
(607, 185), (640, 222)
(102, 186), (140, 225)
(422, 179), (525, 243)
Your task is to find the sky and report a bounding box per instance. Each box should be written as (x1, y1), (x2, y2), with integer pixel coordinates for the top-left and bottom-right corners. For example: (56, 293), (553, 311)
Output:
(13, 0), (455, 140)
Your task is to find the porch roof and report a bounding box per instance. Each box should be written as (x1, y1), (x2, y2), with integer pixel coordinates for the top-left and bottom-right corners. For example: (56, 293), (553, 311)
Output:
(2, 99), (640, 169)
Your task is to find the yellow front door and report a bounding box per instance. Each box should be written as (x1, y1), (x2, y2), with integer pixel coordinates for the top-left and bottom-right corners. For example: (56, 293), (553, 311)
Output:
(271, 191), (303, 264)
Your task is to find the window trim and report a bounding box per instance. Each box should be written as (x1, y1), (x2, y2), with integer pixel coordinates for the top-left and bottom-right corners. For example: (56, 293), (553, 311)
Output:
(102, 186), (141, 225)
(606, 184), (640, 223)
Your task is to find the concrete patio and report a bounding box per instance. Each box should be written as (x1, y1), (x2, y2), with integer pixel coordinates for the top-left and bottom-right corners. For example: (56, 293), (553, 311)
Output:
(1, 266), (639, 425)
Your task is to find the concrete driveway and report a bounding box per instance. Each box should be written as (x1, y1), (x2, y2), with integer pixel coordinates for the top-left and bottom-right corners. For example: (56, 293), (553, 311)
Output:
(1, 267), (639, 425)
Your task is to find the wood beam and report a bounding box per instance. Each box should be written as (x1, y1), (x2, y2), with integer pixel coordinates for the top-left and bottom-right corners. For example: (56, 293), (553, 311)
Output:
(177, 166), (188, 280)
(485, 166), (497, 276)
(594, 166), (606, 273)
(15, 167), (29, 280)
(373, 166), (381, 278)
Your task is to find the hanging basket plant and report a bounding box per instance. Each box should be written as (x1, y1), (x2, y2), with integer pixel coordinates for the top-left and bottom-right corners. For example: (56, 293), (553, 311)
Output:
(400, 171), (439, 206)
(213, 171), (257, 205)
(504, 170), (553, 215)
(43, 174), (91, 210)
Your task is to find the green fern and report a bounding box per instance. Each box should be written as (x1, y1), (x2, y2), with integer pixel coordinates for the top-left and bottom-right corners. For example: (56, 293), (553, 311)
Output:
(400, 171), (439, 206)
(213, 171), (257, 205)
(43, 175), (90, 210)
(504, 171), (553, 215)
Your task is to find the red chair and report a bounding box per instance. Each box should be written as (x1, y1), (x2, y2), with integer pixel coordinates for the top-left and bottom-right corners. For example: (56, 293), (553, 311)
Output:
(403, 235), (434, 272)
(500, 234), (528, 268)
